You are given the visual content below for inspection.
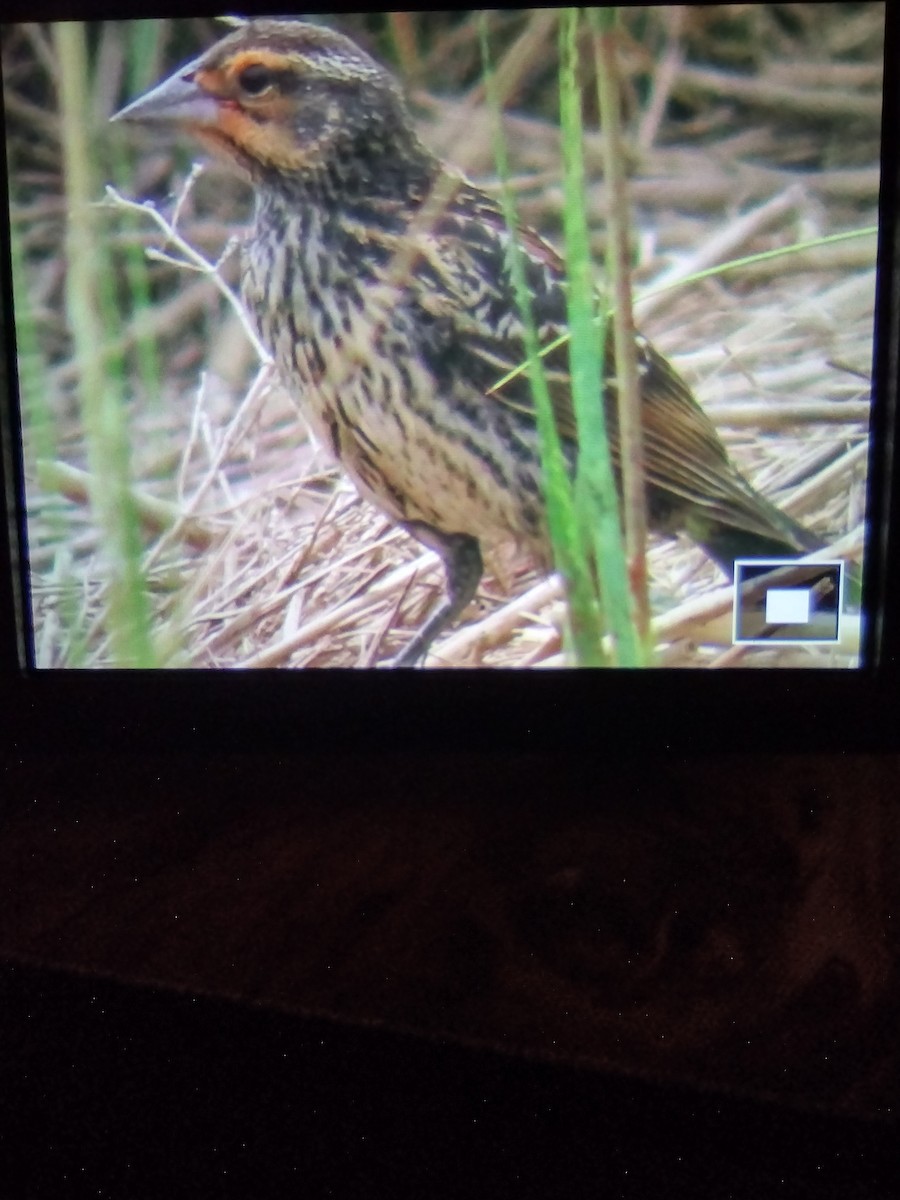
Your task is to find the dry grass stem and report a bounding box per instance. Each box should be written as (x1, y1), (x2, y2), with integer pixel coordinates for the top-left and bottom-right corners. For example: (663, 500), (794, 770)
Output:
(36, 458), (215, 550)
(103, 184), (271, 364)
(677, 64), (882, 121)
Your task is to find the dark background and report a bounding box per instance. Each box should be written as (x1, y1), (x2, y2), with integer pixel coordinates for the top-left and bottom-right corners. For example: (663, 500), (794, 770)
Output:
(1, 748), (897, 1197)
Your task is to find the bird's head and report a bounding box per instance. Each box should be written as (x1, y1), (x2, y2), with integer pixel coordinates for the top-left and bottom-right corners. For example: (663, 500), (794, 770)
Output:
(113, 19), (431, 194)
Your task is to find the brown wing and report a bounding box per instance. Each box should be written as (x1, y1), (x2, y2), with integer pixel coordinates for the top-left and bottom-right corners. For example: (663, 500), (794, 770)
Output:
(410, 179), (805, 545)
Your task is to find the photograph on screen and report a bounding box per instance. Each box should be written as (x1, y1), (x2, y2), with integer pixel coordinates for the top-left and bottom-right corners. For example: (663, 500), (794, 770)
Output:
(1, 6), (883, 668)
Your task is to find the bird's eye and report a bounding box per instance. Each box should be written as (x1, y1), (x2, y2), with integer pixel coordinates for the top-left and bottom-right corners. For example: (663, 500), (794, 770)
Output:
(237, 64), (276, 96)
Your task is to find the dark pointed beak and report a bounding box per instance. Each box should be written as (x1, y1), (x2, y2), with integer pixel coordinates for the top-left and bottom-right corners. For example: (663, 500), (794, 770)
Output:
(111, 64), (221, 126)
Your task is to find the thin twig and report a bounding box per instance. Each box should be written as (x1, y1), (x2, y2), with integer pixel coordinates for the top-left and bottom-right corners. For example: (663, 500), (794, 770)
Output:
(103, 184), (271, 363)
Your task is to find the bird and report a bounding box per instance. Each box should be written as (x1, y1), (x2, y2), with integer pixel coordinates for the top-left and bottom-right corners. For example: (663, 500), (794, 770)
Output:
(112, 17), (825, 667)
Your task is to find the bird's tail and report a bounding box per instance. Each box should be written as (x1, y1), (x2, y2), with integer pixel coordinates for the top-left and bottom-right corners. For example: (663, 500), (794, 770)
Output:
(695, 512), (822, 581)
(688, 491), (861, 608)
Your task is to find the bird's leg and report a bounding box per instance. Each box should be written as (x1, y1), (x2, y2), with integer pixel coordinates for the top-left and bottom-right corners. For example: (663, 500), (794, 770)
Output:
(391, 524), (483, 668)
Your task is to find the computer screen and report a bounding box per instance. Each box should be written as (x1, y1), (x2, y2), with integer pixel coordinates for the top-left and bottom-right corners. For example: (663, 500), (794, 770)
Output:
(0, 6), (891, 671)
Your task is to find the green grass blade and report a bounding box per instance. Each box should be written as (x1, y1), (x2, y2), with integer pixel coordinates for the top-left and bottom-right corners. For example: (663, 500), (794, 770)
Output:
(479, 13), (608, 666)
(8, 223), (89, 666)
(53, 21), (156, 667)
(588, 6), (651, 651)
(559, 7), (643, 666)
